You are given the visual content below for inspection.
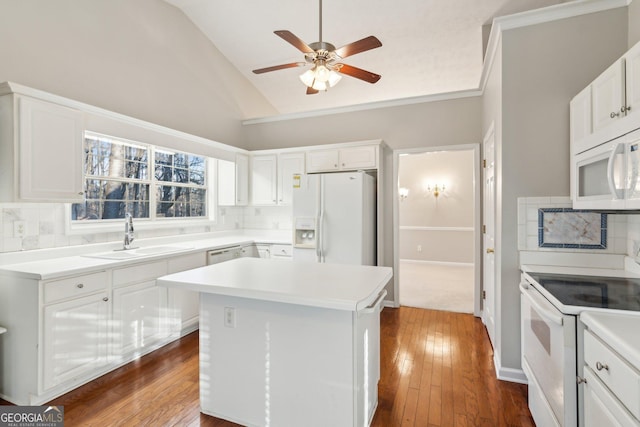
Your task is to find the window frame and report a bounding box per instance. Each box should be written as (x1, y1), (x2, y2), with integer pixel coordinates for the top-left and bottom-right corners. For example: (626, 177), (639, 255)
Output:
(67, 131), (217, 234)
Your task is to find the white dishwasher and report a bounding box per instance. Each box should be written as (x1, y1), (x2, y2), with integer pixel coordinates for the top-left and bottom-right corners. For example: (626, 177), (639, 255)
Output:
(207, 246), (243, 265)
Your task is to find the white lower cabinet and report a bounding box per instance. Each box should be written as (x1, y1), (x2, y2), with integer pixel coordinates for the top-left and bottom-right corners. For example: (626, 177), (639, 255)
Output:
(584, 367), (640, 427)
(112, 280), (168, 359)
(167, 252), (206, 335)
(42, 291), (109, 391)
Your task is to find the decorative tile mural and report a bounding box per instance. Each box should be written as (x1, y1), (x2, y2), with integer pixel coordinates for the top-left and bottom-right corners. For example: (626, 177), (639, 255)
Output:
(538, 208), (607, 249)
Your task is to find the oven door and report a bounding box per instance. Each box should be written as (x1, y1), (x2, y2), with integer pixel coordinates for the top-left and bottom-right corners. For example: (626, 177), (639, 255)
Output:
(521, 281), (577, 427)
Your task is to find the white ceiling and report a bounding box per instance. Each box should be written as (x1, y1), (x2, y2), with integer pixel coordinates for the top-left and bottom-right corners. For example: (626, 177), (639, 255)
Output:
(166, 0), (564, 117)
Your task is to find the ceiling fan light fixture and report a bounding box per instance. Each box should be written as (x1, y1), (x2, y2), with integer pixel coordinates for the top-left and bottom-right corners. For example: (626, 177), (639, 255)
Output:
(299, 63), (342, 91)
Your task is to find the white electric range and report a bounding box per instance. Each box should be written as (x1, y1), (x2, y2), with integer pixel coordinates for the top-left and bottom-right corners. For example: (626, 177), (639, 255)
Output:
(520, 263), (640, 427)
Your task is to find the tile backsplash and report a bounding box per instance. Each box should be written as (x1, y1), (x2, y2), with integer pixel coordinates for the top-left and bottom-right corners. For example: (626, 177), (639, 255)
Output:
(517, 197), (628, 255)
(0, 203), (292, 253)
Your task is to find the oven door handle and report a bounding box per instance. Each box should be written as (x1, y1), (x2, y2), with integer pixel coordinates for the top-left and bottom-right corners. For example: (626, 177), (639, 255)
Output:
(520, 283), (564, 326)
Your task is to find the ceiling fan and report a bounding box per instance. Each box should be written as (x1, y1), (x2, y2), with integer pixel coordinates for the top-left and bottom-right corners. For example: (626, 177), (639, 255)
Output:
(252, 0), (382, 95)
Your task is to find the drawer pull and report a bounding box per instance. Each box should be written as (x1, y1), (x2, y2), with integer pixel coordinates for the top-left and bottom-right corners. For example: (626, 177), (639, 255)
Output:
(76, 283), (84, 289)
(103, 297), (109, 302)
(596, 361), (609, 371)
(576, 376), (587, 384)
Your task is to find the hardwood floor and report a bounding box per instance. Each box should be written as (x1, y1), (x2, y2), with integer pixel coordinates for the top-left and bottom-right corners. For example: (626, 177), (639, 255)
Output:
(1, 307), (534, 426)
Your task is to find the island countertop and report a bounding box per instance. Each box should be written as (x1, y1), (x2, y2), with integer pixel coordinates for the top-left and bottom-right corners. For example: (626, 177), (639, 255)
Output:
(157, 257), (393, 311)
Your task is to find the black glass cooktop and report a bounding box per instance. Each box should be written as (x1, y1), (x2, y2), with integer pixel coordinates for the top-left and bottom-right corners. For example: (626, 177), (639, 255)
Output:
(527, 273), (640, 311)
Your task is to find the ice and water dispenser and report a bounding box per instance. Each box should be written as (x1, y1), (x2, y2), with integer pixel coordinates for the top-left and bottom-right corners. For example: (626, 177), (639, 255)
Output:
(293, 217), (316, 248)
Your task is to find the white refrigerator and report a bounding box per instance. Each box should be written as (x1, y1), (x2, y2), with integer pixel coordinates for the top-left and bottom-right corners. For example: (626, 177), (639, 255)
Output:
(292, 171), (376, 265)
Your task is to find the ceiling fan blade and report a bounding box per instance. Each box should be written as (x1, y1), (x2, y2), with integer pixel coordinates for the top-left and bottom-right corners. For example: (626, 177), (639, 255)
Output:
(334, 36), (382, 59)
(335, 64), (381, 84)
(274, 30), (315, 53)
(253, 62), (306, 74)
(306, 86), (319, 95)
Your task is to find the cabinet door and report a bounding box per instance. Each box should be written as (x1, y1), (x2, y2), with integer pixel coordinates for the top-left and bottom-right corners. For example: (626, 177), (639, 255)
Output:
(570, 85), (592, 155)
(592, 59), (625, 132)
(217, 159), (236, 206)
(112, 280), (168, 358)
(18, 96), (84, 202)
(42, 292), (109, 391)
(251, 155), (277, 205)
(278, 153), (305, 205)
(584, 367), (640, 427)
(625, 41), (640, 124)
(307, 150), (339, 173)
(167, 253), (205, 334)
(339, 145), (377, 170)
(235, 154), (249, 206)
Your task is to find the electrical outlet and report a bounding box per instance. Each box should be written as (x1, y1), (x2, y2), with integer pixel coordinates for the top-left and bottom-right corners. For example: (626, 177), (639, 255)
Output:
(417, 244), (422, 253)
(14, 221), (26, 238)
(224, 307), (236, 328)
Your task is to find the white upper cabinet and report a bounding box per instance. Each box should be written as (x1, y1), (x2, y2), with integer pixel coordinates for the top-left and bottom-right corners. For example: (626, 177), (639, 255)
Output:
(306, 145), (378, 173)
(251, 155), (278, 205)
(217, 159), (236, 206)
(235, 154), (249, 206)
(570, 85), (592, 155)
(251, 152), (305, 206)
(278, 153), (305, 205)
(217, 154), (250, 206)
(625, 41), (640, 125)
(591, 59), (625, 133)
(0, 94), (84, 202)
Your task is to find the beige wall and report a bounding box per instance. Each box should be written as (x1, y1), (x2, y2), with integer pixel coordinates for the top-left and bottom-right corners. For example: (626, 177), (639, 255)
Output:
(0, 0), (276, 148)
(485, 7), (629, 372)
(398, 150), (475, 263)
(242, 97), (482, 151)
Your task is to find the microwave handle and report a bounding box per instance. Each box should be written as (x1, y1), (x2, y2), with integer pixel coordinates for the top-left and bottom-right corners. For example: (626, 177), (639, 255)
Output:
(607, 142), (625, 199)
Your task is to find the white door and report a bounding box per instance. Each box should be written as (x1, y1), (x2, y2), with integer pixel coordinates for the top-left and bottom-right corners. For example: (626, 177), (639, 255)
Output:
(278, 152), (305, 205)
(482, 126), (496, 348)
(42, 292), (109, 391)
(113, 280), (168, 358)
(592, 59), (625, 132)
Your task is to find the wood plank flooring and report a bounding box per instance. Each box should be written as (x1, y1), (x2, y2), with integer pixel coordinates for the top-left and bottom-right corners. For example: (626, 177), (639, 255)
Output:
(1, 307), (534, 426)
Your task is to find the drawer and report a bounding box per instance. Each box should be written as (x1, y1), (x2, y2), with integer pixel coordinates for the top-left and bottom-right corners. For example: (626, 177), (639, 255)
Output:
(271, 244), (292, 257)
(584, 367), (640, 427)
(113, 260), (167, 287)
(43, 271), (108, 304)
(585, 330), (640, 419)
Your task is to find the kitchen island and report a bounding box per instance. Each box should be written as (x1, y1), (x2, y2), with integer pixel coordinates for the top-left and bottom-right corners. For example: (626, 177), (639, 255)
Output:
(157, 257), (392, 427)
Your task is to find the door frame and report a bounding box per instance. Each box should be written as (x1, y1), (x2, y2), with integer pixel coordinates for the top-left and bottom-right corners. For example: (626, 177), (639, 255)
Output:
(392, 144), (482, 316)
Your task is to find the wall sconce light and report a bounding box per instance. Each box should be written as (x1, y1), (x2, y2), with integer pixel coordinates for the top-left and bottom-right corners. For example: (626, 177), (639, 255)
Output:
(427, 184), (446, 198)
(399, 187), (409, 201)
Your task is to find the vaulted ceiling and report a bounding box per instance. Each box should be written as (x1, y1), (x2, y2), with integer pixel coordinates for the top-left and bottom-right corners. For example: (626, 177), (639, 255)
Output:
(166, 0), (565, 117)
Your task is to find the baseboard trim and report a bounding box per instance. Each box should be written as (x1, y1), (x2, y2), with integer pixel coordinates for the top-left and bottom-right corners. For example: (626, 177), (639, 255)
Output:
(494, 353), (528, 384)
(400, 259), (474, 267)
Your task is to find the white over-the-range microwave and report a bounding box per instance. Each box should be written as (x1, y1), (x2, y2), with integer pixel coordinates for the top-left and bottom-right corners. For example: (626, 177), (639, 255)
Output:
(573, 127), (640, 210)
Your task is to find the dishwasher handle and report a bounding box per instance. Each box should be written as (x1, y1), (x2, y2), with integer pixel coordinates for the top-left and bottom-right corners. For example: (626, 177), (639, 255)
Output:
(208, 246), (242, 256)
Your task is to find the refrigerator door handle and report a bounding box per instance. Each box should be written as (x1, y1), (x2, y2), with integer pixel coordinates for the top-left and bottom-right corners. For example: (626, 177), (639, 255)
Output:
(316, 175), (324, 262)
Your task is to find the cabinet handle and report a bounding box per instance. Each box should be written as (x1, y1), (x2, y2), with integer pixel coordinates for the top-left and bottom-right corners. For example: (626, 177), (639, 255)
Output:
(103, 297), (109, 302)
(622, 105), (632, 113)
(342, 163), (345, 167)
(76, 283), (84, 289)
(576, 376), (587, 384)
(78, 191), (84, 196)
(610, 111), (620, 118)
(595, 361), (609, 371)
(334, 164), (338, 167)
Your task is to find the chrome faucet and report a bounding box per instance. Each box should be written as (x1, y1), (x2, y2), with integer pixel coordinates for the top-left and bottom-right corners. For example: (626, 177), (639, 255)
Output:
(123, 213), (135, 249)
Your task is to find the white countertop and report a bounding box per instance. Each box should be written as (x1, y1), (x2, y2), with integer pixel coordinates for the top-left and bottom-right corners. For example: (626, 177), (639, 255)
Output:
(157, 257), (393, 311)
(580, 310), (640, 369)
(0, 232), (291, 281)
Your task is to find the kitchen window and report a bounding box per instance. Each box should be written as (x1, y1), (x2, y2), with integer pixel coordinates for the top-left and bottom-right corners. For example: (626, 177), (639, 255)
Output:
(71, 132), (209, 222)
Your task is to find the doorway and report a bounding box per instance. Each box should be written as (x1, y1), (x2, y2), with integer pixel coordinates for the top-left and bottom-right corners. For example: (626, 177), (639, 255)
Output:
(392, 145), (481, 316)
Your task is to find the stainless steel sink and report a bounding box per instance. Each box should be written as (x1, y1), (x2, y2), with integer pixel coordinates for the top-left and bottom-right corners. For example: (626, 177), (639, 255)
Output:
(83, 245), (192, 260)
